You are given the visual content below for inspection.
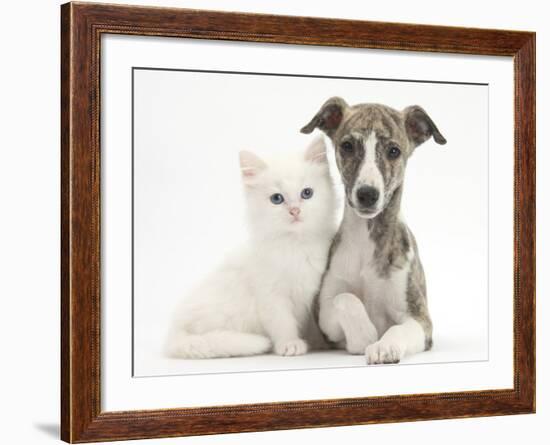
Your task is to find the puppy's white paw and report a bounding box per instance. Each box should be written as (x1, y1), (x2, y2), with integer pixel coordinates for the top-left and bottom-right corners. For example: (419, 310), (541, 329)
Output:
(365, 341), (403, 365)
(275, 339), (308, 356)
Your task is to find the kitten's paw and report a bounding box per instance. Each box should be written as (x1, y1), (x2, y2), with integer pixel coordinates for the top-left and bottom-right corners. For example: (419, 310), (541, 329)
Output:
(275, 339), (308, 356)
(365, 341), (403, 365)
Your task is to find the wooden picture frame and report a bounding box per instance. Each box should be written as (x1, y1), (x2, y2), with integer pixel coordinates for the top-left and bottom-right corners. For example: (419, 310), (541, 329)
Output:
(61, 2), (535, 442)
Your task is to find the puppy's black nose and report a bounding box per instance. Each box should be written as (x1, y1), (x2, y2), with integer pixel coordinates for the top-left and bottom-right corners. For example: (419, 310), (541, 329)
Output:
(356, 186), (379, 207)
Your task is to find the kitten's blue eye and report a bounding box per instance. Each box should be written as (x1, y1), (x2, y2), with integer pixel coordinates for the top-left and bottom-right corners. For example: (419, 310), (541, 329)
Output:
(270, 193), (284, 205)
(301, 188), (314, 199)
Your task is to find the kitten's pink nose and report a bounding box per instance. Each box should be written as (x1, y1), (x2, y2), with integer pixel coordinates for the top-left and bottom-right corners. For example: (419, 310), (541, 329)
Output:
(289, 207), (301, 217)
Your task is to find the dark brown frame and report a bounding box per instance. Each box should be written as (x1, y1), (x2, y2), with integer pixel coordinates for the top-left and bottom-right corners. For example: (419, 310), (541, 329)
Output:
(61, 1), (536, 442)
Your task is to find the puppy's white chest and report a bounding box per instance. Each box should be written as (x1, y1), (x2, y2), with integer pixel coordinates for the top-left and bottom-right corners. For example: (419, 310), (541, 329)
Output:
(336, 223), (375, 286)
(337, 225), (409, 328)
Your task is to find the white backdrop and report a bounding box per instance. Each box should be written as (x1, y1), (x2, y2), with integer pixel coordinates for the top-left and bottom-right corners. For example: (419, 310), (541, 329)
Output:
(1, 0), (547, 444)
(133, 67), (489, 377)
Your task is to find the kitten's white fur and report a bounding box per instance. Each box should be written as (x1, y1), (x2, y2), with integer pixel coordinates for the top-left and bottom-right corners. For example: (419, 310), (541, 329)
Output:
(165, 137), (337, 359)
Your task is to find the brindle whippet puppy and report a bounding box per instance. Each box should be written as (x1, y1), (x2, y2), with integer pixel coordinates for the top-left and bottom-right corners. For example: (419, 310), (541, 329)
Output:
(301, 97), (447, 364)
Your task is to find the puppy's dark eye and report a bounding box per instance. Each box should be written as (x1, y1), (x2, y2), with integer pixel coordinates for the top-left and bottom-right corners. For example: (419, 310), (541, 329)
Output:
(340, 141), (354, 154)
(301, 188), (314, 199)
(270, 193), (284, 205)
(387, 144), (401, 160)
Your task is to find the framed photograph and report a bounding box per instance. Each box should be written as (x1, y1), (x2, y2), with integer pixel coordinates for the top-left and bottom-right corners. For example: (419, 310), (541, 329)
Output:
(61, 2), (535, 442)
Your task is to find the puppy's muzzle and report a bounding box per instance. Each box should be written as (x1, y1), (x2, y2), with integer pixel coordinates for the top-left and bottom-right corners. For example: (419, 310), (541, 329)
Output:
(356, 185), (380, 209)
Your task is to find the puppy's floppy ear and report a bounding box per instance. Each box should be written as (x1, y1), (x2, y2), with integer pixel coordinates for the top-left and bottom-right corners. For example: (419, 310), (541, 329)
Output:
(300, 97), (348, 137)
(304, 136), (328, 165)
(239, 150), (267, 184)
(403, 105), (447, 148)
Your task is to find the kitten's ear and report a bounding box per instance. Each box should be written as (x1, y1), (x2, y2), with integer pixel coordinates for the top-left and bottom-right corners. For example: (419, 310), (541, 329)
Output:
(239, 150), (267, 183)
(304, 136), (328, 165)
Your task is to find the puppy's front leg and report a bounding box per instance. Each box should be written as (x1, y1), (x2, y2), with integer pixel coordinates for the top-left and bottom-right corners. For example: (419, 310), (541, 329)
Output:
(365, 318), (426, 364)
(333, 293), (378, 354)
(318, 274), (348, 343)
(320, 275), (378, 354)
(366, 262), (432, 364)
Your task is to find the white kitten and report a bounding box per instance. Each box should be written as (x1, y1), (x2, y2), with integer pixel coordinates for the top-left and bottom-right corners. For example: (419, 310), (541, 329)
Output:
(165, 137), (337, 358)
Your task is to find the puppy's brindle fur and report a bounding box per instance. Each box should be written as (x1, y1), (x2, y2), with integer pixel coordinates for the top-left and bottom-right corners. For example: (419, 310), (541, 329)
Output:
(301, 97), (447, 364)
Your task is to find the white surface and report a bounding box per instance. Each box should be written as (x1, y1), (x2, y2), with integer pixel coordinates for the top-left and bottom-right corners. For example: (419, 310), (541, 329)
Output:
(102, 34), (513, 411)
(1, 0), (548, 444)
